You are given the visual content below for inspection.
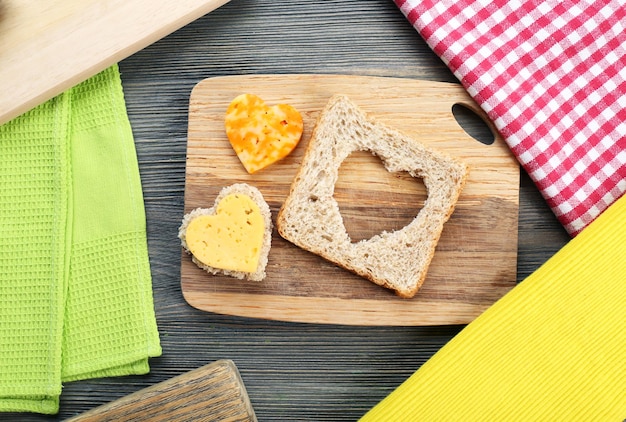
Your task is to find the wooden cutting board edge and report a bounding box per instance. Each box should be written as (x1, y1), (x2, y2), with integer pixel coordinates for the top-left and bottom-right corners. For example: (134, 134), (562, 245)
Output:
(66, 360), (257, 422)
(0, 0), (231, 125)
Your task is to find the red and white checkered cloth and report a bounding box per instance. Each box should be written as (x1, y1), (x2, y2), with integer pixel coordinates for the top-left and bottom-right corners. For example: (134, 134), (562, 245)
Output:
(395, 0), (626, 236)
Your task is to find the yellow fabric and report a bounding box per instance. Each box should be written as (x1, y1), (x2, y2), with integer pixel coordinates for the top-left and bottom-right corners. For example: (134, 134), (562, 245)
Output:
(361, 194), (626, 421)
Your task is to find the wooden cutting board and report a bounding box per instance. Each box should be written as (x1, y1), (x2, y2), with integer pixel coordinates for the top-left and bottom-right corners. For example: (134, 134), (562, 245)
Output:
(182, 74), (520, 326)
(0, 0), (230, 125)
(67, 360), (256, 422)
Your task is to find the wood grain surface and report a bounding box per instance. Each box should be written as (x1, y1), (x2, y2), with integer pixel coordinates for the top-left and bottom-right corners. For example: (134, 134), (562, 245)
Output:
(66, 360), (256, 422)
(0, 0), (230, 125)
(181, 74), (520, 326)
(7, 1), (570, 421)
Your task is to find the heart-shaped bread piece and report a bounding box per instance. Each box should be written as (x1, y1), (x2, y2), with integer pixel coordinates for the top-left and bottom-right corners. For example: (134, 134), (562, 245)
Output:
(186, 195), (263, 273)
(225, 93), (303, 174)
(179, 183), (272, 281)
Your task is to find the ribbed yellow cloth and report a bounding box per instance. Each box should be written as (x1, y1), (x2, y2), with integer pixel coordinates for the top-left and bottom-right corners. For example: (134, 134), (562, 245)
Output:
(361, 194), (626, 421)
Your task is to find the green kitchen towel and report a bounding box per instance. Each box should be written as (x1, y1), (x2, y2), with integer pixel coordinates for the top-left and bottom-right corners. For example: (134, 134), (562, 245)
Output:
(0, 65), (162, 414)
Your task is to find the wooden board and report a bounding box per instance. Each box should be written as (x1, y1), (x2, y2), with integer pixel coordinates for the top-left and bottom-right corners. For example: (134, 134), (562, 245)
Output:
(0, 0), (230, 125)
(66, 360), (256, 422)
(182, 74), (520, 326)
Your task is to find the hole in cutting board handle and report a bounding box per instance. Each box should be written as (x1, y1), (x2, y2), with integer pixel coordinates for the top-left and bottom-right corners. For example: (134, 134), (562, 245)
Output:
(452, 103), (495, 146)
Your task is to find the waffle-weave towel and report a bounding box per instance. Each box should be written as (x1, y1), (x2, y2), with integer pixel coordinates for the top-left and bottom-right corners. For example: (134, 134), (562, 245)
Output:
(0, 65), (161, 414)
(395, 0), (626, 236)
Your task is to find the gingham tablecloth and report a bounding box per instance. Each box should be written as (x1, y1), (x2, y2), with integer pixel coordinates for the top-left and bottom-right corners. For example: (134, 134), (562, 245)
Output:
(396, 0), (626, 236)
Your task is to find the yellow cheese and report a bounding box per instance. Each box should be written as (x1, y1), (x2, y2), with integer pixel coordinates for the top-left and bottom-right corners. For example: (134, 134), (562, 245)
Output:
(225, 93), (303, 174)
(186, 193), (265, 273)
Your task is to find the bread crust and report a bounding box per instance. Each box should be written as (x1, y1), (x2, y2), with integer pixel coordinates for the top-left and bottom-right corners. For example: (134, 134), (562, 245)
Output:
(180, 183), (272, 281)
(277, 95), (469, 298)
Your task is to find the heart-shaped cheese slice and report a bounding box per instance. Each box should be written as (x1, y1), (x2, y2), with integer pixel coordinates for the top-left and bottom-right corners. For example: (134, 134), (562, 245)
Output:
(185, 193), (265, 273)
(225, 93), (303, 174)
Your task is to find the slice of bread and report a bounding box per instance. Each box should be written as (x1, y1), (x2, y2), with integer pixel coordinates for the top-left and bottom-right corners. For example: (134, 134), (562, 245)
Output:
(276, 95), (469, 298)
(179, 183), (272, 281)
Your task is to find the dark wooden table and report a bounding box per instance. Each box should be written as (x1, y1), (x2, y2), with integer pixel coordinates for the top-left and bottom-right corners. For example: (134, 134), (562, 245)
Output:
(16, 1), (570, 420)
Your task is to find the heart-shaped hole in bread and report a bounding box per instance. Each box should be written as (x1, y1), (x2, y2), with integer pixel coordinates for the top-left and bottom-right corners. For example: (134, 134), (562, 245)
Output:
(334, 150), (427, 243)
